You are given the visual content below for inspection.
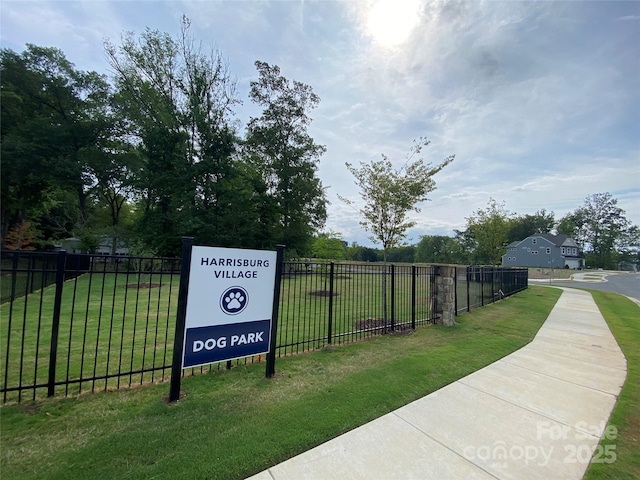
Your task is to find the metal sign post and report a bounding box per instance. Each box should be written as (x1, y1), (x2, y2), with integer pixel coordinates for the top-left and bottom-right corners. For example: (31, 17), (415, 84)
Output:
(265, 245), (285, 378)
(169, 237), (194, 402)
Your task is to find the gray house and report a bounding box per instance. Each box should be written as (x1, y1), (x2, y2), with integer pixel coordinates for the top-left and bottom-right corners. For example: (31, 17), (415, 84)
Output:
(502, 234), (583, 269)
(56, 236), (129, 256)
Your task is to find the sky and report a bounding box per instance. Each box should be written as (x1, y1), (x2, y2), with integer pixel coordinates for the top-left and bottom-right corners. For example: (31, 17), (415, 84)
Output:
(2, 0), (639, 248)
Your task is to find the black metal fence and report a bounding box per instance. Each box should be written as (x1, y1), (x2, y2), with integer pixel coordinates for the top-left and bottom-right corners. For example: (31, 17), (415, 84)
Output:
(455, 265), (529, 314)
(1, 250), (527, 403)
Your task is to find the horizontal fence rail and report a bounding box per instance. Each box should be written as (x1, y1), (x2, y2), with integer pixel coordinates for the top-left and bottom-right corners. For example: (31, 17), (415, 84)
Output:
(1, 250), (527, 403)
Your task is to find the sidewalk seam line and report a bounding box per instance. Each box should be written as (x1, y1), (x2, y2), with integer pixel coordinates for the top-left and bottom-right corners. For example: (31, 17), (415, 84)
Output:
(496, 359), (623, 397)
(525, 343), (627, 371)
(391, 411), (501, 480)
(455, 380), (601, 440)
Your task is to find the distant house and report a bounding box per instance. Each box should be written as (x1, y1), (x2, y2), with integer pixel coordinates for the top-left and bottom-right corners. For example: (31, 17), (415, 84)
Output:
(56, 237), (129, 256)
(502, 234), (583, 269)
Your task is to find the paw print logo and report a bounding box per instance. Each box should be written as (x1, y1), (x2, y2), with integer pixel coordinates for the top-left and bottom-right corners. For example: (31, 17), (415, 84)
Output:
(220, 286), (248, 315)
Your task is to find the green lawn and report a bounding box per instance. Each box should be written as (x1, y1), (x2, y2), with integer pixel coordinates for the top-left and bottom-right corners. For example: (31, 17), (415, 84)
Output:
(1, 272), (180, 402)
(1, 286), (560, 480)
(584, 290), (640, 480)
(1, 269), (433, 402)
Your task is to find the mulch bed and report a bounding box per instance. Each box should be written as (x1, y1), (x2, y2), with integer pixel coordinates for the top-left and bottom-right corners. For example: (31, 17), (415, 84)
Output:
(309, 290), (338, 297)
(353, 317), (414, 335)
(123, 283), (160, 289)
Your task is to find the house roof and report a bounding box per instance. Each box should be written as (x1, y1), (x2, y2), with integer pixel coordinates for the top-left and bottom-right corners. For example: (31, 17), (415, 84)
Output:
(537, 234), (578, 248)
(505, 234), (580, 250)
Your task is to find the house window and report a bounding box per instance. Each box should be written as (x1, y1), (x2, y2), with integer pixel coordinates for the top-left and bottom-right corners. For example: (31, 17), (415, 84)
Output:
(546, 248), (551, 254)
(561, 247), (566, 255)
(532, 238), (537, 245)
(572, 248), (577, 255)
(531, 250), (539, 255)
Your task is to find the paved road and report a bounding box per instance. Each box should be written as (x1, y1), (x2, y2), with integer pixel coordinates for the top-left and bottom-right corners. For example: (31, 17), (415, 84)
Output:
(538, 272), (640, 303)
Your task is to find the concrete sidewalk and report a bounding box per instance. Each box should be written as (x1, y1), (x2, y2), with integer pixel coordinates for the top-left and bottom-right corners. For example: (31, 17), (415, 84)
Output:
(247, 288), (627, 480)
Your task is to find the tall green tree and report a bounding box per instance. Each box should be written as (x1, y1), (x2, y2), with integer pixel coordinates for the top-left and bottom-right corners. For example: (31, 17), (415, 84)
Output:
(615, 225), (640, 269)
(85, 154), (138, 254)
(106, 17), (255, 255)
(557, 193), (637, 269)
(312, 232), (346, 260)
(415, 235), (466, 264)
(1, 45), (115, 246)
(244, 61), (328, 256)
(507, 209), (555, 244)
(345, 243), (379, 262)
(460, 198), (513, 265)
(386, 245), (416, 263)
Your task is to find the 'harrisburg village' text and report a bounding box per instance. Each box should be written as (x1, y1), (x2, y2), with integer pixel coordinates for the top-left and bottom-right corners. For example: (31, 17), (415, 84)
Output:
(200, 256), (271, 279)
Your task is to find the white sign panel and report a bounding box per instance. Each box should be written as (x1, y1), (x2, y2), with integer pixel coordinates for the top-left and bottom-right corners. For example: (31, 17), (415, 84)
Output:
(182, 246), (277, 368)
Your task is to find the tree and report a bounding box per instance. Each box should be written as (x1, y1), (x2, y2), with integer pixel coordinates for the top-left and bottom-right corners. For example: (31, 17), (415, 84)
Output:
(341, 137), (453, 322)
(460, 198), (512, 265)
(345, 243), (379, 262)
(3, 221), (38, 251)
(615, 225), (640, 270)
(312, 232), (346, 260)
(1, 45), (114, 246)
(415, 235), (465, 264)
(557, 193), (637, 269)
(507, 209), (555, 244)
(106, 17), (254, 255)
(244, 61), (328, 256)
(386, 246), (416, 263)
(341, 137), (454, 262)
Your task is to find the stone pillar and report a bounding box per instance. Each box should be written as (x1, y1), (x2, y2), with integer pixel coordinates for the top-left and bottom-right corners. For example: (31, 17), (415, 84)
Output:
(434, 265), (456, 326)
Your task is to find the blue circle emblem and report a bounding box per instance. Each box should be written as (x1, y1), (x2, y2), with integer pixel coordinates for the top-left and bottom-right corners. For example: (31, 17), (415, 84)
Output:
(220, 286), (249, 315)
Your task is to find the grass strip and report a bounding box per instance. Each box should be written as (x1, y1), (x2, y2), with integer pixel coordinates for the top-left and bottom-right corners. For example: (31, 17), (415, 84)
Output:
(584, 291), (640, 480)
(1, 286), (559, 480)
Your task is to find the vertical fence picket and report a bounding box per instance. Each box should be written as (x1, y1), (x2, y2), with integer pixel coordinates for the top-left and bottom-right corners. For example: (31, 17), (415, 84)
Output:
(411, 265), (416, 330)
(327, 262), (334, 345)
(33, 257), (48, 401)
(64, 264), (80, 396)
(2, 254), (18, 402)
(390, 264), (395, 331)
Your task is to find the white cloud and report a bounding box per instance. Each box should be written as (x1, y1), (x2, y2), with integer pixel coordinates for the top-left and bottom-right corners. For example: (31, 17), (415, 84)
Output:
(2, 0), (638, 246)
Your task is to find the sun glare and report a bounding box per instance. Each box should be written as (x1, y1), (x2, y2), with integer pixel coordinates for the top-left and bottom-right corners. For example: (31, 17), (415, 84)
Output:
(367, 0), (420, 47)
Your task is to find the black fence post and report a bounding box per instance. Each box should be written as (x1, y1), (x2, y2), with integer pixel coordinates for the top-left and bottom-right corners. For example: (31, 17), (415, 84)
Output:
(266, 245), (286, 378)
(490, 267), (495, 304)
(466, 266), (471, 312)
(327, 262), (335, 345)
(480, 267), (485, 307)
(169, 237), (194, 403)
(390, 264), (396, 332)
(454, 266), (458, 316)
(411, 265), (416, 330)
(47, 250), (67, 397)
